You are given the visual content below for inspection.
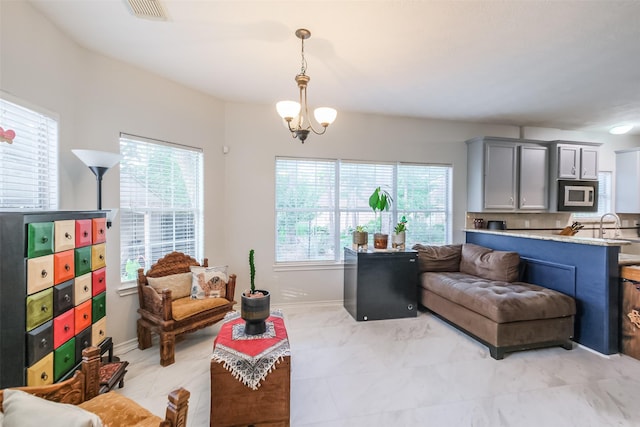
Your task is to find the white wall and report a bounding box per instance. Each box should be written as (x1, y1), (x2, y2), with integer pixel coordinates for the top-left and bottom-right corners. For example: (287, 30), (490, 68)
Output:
(2, 1), (639, 345)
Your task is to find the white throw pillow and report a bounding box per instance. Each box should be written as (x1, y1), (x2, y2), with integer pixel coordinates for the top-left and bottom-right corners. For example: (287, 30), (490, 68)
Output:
(2, 389), (103, 427)
(147, 271), (193, 300)
(190, 265), (228, 299)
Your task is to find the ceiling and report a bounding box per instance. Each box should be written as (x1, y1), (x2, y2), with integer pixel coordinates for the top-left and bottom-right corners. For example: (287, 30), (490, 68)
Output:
(28, 0), (640, 136)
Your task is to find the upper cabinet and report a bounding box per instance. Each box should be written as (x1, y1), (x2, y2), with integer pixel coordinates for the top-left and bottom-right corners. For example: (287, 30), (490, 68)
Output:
(616, 148), (640, 213)
(550, 141), (599, 180)
(466, 137), (548, 212)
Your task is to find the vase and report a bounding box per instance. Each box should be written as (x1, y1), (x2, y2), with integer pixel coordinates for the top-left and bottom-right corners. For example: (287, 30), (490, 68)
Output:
(352, 231), (368, 245)
(391, 231), (405, 249)
(373, 233), (388, 249)
(240, 290), (271, 335)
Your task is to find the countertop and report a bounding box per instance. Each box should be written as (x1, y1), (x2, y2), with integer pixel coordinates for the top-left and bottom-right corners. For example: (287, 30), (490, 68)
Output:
(464, 228), (632, 247)
(464, 229), (639, 265)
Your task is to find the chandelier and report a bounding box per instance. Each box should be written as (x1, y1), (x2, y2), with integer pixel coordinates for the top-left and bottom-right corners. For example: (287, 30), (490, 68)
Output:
(276, 29), (337, 144)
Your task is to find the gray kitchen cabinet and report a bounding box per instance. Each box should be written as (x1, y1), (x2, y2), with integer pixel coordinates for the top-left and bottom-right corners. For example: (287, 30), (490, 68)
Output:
(466, 137), (548, 212)
(615, 148), (640, 213)
(551, 142), (599, 180)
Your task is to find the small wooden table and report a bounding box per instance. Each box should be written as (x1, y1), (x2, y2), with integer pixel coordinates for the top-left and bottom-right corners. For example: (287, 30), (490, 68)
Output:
(210, 311), (291, 427)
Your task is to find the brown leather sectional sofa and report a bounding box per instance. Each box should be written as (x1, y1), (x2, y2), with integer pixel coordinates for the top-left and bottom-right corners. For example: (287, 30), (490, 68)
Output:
(414, 243), (576, 359)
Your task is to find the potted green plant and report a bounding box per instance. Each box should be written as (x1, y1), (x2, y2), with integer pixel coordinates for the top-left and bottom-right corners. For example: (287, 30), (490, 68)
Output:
(392, 216), (407, 249)
(369, 186), (393, 249)
(241, 249), (270, 335)
(352, 225), (368, 248)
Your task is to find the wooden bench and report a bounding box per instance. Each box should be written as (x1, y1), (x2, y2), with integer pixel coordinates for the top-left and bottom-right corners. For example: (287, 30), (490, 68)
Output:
(137, 252), (237, 366)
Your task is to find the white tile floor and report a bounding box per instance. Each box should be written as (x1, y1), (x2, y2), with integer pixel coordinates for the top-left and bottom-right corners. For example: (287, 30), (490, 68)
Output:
(116, 304), (640, 427)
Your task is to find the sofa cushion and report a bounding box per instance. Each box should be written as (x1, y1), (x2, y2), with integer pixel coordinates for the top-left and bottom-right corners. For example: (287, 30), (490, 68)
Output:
(412, 244), (462, 272)
(147, 272), (192, 300)
(2, 389), (103, 427)
(172, 296), (231, 321)
(459, 243), (520, 282)
(420, 271), (576, 323)
(78, 391), (161, 427)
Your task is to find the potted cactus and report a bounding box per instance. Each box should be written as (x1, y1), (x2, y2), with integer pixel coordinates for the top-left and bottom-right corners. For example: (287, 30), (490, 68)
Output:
(241, 249), (270, 335)
(369, 186), (393, 249)
(352, 225), (368, 248)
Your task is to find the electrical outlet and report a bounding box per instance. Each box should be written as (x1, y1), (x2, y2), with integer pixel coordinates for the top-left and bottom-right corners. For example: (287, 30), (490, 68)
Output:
(555, 220), (562, 228)
(524, 220), (530, 228)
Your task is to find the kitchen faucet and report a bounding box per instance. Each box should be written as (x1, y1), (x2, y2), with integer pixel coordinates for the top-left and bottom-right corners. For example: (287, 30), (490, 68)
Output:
(599, 213), (621, 238)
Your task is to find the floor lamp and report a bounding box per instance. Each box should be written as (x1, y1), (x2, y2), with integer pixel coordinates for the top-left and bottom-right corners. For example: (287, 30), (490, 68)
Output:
(72, 149), (122, 227)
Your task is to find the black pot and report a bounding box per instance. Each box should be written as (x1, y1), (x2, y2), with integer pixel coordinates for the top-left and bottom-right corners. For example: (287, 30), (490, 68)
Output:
(487, 220), (506, 230)
(240, 290), (270, 335)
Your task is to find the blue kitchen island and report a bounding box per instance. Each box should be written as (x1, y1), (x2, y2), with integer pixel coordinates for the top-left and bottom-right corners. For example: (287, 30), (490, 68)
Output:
(466, 229), (628, 355)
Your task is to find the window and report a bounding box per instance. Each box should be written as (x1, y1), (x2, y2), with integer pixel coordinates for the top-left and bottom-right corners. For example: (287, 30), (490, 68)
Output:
(275, 158), (452, 263)
(0, 94), (58, 209)
(119, 134), (203, 281)
(572, 171), (612, 219)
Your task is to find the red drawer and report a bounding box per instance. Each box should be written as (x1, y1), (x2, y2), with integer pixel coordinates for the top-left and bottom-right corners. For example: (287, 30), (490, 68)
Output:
(53, 250), (75, 285)
(92, 218), (106, 244)
(75, 219), (92, 247)
(53, 310), (75, 349)
(92, 268), (106, 296)
(74, 300), (92, 333)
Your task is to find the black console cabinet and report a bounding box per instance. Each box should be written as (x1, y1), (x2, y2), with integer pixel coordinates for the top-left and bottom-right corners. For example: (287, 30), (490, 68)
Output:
(343, 248), (418, 321)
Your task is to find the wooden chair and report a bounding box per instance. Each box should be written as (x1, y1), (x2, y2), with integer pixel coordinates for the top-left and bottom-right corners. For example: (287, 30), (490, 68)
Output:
(0, 347), (190, 427)
(136, 252), (237, 366)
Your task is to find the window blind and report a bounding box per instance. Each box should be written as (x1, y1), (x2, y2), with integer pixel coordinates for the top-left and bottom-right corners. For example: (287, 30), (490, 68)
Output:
(119, 135), (203, 281)
(0, 96), (58, 209)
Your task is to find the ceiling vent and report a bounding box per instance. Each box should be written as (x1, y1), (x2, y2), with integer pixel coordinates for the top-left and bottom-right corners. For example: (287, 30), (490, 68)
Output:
(125, 0), (168, 21)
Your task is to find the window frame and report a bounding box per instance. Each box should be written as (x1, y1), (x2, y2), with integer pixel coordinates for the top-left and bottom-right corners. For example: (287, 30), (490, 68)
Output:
(275, 157), (453, 265)
(119, 133), (204, 285)
(0, 92), (59, 210)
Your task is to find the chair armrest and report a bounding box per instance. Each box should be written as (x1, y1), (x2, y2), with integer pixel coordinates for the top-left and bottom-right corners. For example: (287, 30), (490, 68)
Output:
(163, 387), (190, 427)
(226, 274), (237, 303)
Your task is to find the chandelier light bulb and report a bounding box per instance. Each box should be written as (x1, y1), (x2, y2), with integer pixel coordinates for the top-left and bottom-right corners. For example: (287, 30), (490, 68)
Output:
(314, 107), (337, 127)
(276, 101), (301, 121)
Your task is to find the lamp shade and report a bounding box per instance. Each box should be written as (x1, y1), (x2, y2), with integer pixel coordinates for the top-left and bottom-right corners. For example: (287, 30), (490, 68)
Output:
(276, 101), (302, 120)
(72, 149), (122, 168)
(314, 107), (337, 127)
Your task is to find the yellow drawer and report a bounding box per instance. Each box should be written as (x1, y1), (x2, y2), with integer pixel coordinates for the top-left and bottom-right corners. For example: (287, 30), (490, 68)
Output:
(27, 255), (54, 295)
(26, 287), (53, 331)
(92, 316), (107, 346)
(27, 352), (54, 386)
(91, 243), (106, 270)
(54, 220), (76, 252)
(74, 273), (92, 305)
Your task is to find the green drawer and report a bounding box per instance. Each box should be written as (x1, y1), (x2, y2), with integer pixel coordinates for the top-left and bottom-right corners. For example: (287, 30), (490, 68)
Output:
(28, 222), (54, 258)
(74, 246), (92, 276)
(26, 287), (53, 331)
(92, 292), (106, 322)
(54, 337), (76, 381)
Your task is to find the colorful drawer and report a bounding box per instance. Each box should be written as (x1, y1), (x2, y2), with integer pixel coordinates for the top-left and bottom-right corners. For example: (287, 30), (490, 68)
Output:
(26, 352), (53, 386)
(91, 316), (107, 346)
(91, 243), (106, 271)
(54, 337), (76, 381)
(74, 273), (92, 305)
(92, 292), (106, 322)
(26, 320), (53, 367)
(53, 279), (74, 318)
(92, 268), (106, 296)
(75, 300), (92, 332)
(74, 327), (92, 364)
(27, 254), (54, 295)
(54, 250), (75, 284)
(27, 222), (54, 258)
(75, 219), (92, 247)
(26, 287), (53, 331)
(74, 246), (92, 276)
(54, 220), (75, 252)
(92, 218), (106, 244)
(53, 309), (75, 349)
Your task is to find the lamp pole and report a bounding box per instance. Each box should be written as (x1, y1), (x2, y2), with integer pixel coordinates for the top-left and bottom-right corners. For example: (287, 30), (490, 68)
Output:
(88, 166), (109, 210)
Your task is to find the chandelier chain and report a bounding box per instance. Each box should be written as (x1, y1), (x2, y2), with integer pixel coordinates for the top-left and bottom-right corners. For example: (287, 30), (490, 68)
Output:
(299, 37), (307, 75)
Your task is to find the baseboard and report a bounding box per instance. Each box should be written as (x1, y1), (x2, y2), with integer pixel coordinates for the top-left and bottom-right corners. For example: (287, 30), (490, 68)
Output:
(274, 300), (343, 309)
(114, 338), (140, 356)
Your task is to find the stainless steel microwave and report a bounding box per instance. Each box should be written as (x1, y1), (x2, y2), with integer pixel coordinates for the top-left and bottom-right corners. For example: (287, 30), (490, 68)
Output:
(557, 180), (598, 212)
